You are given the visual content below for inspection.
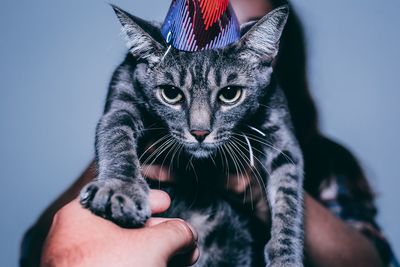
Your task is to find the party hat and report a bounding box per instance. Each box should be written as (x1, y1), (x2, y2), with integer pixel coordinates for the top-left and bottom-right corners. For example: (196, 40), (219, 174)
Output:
(161, 0), (240, 52)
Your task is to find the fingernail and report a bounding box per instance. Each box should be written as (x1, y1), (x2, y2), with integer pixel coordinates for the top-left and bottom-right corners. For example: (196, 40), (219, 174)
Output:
(189, 247), (200, 265)
(186, 223), (198, 242)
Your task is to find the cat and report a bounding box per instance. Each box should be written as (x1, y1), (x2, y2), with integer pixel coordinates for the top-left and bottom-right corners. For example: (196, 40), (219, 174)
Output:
(80, 4), (304, 267)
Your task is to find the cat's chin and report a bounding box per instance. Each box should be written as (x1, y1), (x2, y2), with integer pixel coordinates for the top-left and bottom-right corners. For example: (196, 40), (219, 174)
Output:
(185, 144), (217, 159)
(190, 150), (214, 159)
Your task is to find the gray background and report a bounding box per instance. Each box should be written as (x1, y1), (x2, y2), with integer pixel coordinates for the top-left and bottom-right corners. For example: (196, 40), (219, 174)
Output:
(0, 0), (399, 265)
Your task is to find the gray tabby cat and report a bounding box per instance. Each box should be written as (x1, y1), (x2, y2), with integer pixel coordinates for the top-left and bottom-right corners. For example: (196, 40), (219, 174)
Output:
(80, 4), (304, 267)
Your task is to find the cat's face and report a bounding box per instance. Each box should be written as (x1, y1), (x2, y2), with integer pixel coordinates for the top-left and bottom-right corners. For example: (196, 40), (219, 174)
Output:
(137, 50), (270, 158)
(113, 5), (288, 158)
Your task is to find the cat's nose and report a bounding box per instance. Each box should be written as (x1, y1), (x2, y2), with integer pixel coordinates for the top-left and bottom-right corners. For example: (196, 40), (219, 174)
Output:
(190, 130), (210, 143)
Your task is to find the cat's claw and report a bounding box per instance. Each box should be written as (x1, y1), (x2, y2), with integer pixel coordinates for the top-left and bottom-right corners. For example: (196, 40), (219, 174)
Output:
(80, 178), (151, 227)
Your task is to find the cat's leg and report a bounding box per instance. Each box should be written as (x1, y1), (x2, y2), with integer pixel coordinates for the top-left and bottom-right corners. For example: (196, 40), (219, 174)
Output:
(80, 104), (151, 227)
(264, 144), (304, 267)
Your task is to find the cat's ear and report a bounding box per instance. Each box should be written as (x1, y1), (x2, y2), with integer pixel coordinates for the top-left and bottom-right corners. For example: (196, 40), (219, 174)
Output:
(236, 5), (289, 62)
(111, 5), (165, 64)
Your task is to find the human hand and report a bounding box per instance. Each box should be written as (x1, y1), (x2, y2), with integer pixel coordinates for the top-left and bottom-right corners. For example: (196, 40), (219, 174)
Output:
(41, 190), (199, 267)
(142, 164), (270, 224)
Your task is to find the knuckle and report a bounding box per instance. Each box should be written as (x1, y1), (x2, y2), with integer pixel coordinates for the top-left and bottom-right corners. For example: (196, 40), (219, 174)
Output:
(52, 201), (76, 226)
(52, 208), (67, 225)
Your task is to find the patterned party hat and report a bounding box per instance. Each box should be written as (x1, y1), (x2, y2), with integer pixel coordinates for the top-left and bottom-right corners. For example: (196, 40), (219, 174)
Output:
(161, 0), (240, 52)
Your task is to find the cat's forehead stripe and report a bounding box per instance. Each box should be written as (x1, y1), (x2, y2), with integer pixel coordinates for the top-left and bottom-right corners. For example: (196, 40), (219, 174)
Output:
(215, 68), (222, 87)
(204, 64), (212, 80)
(161, 59), (247, 90)
(164, 72), (174, 83)
(179, 68), (187, 87)
(227, 73), (238, 83)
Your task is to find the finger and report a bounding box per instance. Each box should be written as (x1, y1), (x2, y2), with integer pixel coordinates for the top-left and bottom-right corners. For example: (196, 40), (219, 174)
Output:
(146, 219), (198, 262)
(227, 173), (250, 193)
(144, 217), (178, 227)
(170, 247), (200, 266)
(141, 164), (174, 183)
(149, 189), (171, 214)
(189, 247), (200, 265)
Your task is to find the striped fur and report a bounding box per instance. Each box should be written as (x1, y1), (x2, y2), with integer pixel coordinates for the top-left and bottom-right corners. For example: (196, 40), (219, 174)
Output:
(80, 5), (303, 267)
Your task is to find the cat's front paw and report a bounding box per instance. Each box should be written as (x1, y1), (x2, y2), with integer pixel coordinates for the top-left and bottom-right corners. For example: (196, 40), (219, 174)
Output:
(80, 178), (150, 227)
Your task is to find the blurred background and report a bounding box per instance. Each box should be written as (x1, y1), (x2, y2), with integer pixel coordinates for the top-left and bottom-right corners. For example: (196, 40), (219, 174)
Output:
(0, 0), (399, 265)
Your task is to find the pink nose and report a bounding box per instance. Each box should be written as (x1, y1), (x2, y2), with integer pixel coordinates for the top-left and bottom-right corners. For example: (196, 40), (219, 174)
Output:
(190, 130), (210, 142)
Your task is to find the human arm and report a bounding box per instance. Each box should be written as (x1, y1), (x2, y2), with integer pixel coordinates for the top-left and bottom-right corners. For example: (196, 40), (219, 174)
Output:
(303, 192), (384, 267)
(20, 162), (97, 267)
(222, 171), (385, 266)
(151, 166), (386, 267)
(21, 163), (386, 267)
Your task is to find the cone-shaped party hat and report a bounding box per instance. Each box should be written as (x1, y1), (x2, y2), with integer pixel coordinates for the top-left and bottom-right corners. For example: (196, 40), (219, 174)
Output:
(161, 0), (240, 52)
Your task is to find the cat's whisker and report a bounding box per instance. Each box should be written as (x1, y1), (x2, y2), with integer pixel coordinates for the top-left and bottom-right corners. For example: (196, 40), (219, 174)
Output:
(167, 142), (183, 180)
(232, 132), (297, 168)
(246, 125), (266, 137)
(141, 137), (174, 175)
(217, 146), (227, 180)
(221, 144), (234, 190)
(160, 44), (172, 63)
(226, 142), (251, 206)
(232, 135), (298, 181)
(230, 135), (273, 180)
(142, 141), (173, 183)
(224, 143), (240, 184)
(209, 152), (217, 166)
(188, 156), (198, 186)
(159, 139), (179, 180)
(140, 135), (172, 166)
(234, 132), (278, 151)
(219, 145), (231, 188)
(186, 157), (200, 211)
(176, 142), (185, 168)
(137, 127), (167, 133)
(223, 143), (240, 196)
(139, 124), (166, 132)
(139, 134), (170, 162)
(185, 155), (193, 171)
(228, 140), (259, 208)
(231, 135), (269, 159)
(140, 141), (172, 177)
(148, 138), (175, 167)
(231, 135), (271, 174)
(242, 134), (255, 167)
(230, 138), (267, 196)
(257, 103), (274, 110)
(216, 146), (224, 172)
(148, 138), (176, 188)
(228, 142), (251, 204)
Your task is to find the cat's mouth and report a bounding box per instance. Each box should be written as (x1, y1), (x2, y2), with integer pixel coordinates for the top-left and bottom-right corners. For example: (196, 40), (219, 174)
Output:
(170, 130), (228, 158)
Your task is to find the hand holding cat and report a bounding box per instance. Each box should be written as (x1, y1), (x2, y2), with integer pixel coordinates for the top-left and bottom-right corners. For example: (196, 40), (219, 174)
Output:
(41, 190), (199, 267)
(142, 164), (271, 225)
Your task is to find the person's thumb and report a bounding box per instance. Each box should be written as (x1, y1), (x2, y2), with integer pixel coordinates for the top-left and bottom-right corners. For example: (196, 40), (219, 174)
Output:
(148, 219), (198, 262)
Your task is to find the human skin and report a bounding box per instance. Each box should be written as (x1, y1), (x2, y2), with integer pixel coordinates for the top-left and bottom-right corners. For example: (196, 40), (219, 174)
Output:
(146, 165), (385, 267)
(35, 162), (384, 267)
(41, 189), (199, 267)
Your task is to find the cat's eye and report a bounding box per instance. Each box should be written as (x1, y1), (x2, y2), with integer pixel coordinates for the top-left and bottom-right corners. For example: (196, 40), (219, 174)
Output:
(218, 86), (243, 105)
(159, 85), (184, 105)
